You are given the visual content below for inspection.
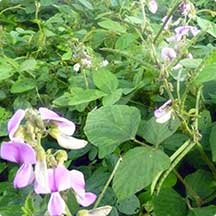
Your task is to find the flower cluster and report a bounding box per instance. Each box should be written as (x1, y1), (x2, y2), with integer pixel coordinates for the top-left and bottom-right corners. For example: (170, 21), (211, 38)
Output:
(0, 108), (96, 216)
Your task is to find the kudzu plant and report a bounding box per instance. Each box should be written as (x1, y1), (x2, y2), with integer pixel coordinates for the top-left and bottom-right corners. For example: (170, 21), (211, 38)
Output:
(1, 0), (216, 215)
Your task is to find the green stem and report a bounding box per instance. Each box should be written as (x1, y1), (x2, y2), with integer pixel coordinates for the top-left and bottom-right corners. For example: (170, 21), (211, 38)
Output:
(100, 48), (158, 72)
(133, 138), (150, 147)
(93, 157), (122, 208)
(139, 0), (147, 32)
(196, 142), (216, 180)
(174, 169), (202, 207)
(0, 4), (24, 16)
(153, 0), (182, 43)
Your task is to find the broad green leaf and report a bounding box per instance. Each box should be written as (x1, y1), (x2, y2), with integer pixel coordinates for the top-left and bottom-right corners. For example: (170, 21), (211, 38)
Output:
(98, 19), (126, 34)
(0, 61), (15, 82)
(197, 17), (216, 38)
(210, 124), (216, 162)
(187, 206), (216, 216)
(10, 78), (36, 93)
(113, 147), (170, 200)
(102, 89), (122, 106)
(84, 105), (141, 158)
(193, 50), (216, 85)
(117, 195), (140, 215)
(153, 188), (187, 216)
(180, 58), (202, 68)
(138, 117), (181, 146)
(115, 33), (138, 50)
(19, 59), (37, 72)
(184, 169), (215, 200)
(77, 0), (93, 10)
(53, 88), (106, 106)
(162, 133), (189, 151)
(93, 69), (119, 93)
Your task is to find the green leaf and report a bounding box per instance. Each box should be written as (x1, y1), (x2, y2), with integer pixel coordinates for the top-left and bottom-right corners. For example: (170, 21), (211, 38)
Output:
(53, 88), (106, 106)
(153, 188), (187, 216)
(193, 50), (216, 85)
(210, 124), (216, 162)
(187, 206), (216, 216)
(113, 147), (170, 200)
(185, 169), (215, 200)
(93, 69), (119, 93)
(19, 59), (37, 72)
(84, 105), (141, 158)
(162, 133), (189, 151)
(197, 17), (216, 38)
(138, 117), (181, 146)
(115, 33), (138, 50)
(117, 195), (140, 215)
(180, 58), (202, 68)
(0, 61), (15, 82)
(0, 107), (11, 137)
(10, 78), (36, 93)
(102, 89), (122, 106)
(98, 19), (126, 34)
(77, 0), (93, 10)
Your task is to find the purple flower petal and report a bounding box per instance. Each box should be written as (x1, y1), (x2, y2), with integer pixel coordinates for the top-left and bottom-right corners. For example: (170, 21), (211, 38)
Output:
(0, 141), (36, 164)
(8, 109), (25, 140)
(154, 100), (172, 124)
(48, 192), (66, 216)
(53, 166), (72, 192)
(161, 47), (177, 61)
(76, 192), (97, 207)
(70, 170), (97, 206)
(13, 163), (34, 188)
(39, 107), (76, 135)
(70, 170), (86, 196)
(148, 0), (158, 14)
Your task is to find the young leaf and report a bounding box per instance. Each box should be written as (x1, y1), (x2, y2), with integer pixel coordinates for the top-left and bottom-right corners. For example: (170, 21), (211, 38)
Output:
(93, 69), (119, 94)
(197, 17), (216, 38)
(10, 78), (36, 93)
(113, 147), (170, 200)
(193, 50), (216, 85)
(98, 19), (126, 34)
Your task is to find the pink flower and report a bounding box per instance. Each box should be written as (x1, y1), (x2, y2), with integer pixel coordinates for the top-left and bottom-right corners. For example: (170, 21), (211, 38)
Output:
(162, 16), (172, 30)
(161, 47), (177, 62)
(154, 100), (173, 123)
(168, 26), (200, 42)
(148, 0), (158, 14)
(35, 166), (96, 216)
(39, 108), (88, 150)
(0, 141), (36, 188)
(179, 2), (192, 16)
(7, 109), (25, 141)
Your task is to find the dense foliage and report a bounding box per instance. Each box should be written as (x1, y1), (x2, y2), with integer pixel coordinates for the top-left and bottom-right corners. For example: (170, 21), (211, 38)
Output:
(1, 0), (216, 215)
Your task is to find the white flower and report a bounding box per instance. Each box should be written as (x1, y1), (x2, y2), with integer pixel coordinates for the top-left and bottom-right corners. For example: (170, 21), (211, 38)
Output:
(73, 63), (81, 72)
(101, 60), (109, 67)
(154, 100), (173, 123)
